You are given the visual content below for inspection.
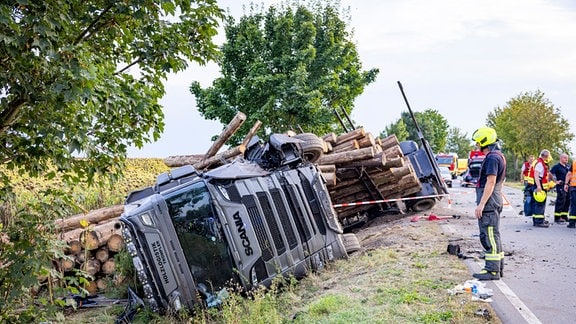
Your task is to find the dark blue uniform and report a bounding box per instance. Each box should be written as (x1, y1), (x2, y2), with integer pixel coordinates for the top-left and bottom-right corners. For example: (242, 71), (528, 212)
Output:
(550, 162), (570, 222)
(475, 148), (506, 275)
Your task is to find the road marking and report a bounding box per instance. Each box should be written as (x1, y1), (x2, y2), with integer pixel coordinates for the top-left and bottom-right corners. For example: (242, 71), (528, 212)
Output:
(490, 278), (542, 324)
(473, 261), (543, 324)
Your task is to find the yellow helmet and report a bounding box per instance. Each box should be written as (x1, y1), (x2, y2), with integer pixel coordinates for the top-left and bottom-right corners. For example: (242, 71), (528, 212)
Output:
(544, 155), (553, 164)
(533, 190), (547, 203)
(472, 127), (497, 147)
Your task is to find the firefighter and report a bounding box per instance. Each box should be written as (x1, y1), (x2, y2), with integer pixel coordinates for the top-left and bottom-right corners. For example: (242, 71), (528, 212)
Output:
(526, 149), (554, 227)
(520, 155), (534, 216)
(471, 127), (506, 281)
(550, 153), (570, 223)
(564, 158), (576, 229)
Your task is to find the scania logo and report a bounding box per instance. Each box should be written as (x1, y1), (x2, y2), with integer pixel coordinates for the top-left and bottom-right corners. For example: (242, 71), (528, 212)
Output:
(233, 211), (253, 256)
(151, 241), (170, 284)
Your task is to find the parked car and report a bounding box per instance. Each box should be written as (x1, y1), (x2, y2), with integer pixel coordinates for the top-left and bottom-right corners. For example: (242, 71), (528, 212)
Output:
(439, 166), (452, 188)
(461, 158), (484, 187)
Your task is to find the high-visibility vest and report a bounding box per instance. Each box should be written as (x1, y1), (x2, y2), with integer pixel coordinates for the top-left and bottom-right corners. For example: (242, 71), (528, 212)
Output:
(570, 161), (576, 187)
(522, 161), (532, 181)
(527, 157), (554, 190)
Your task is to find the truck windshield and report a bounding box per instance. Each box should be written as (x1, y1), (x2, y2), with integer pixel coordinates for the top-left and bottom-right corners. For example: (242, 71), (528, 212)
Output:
(165, 182), (235, 291)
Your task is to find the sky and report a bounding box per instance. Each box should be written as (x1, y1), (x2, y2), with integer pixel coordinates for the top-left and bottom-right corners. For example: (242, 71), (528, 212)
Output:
(127, 0), (576, 158)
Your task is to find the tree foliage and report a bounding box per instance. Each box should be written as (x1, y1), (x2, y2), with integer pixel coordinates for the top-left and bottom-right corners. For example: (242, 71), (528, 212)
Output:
(383, 109), (449, 153)
(190, 1), (379, 145)
(381, 118), (409, 142)
(445, 127), (473, 157)
(1, 0), (224, 184)
(487, 90), (574, 160)
(0, 1), (224, 319)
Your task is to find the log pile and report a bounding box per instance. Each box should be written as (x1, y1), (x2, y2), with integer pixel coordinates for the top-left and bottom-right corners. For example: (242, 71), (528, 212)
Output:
(56, 205), (125, 294)
(316, 127), (422, 220)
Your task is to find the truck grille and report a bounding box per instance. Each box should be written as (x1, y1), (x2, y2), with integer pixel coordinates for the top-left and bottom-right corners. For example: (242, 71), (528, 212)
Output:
(270, 189), (298, 249)
(242, 195), (273, 261)
(257, 192), (285, 255)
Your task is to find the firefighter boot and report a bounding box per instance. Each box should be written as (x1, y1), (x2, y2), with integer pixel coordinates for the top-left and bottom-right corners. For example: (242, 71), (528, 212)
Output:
(567, 222), (576, 229)
(473, 270), (500, 281)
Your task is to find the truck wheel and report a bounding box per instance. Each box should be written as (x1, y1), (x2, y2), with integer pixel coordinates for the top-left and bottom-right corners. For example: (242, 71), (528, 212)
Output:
(342, 233), (361, 254)
(410, 198), (436, 212)
(293, 133), (324, 163)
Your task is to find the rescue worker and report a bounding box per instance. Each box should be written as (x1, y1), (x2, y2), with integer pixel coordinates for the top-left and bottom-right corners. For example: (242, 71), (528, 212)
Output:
(526, 149), (554, 227)
(550, 153), (570, 223)
(564, 158), (576, 229)
(521, 155), (535, 217)
(471, 127), (506, 281)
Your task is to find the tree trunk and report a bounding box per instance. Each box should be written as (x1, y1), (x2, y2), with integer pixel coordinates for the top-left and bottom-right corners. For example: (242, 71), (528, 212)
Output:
(335, 127), (365, 144)
(317, 147), (375, 165)
(55, 205), (124, 232)
(163, 154), (205, 167)
(107, 233), (125, 253)
(193, 144), (246, 170)
(242, 120), (262, 147)
(101, 258), (116, 275)
(95, 247), (110, 264)
(204, 111), (246, 159)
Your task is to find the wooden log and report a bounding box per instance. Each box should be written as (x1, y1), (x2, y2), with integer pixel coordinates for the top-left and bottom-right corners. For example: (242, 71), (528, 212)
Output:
(379, 134), (400, 150)
(204, 111), (246, 159)
(67, 240), (82, 255)
(317, 147), (374, 165)
(331, 139), (359, 153)
(96, 278), (108, 291)
(335, 127), (365, 145)
(85, 280), (98, 295)
(95, 247), (110, 264)
(324, 141), (332, 153)
(163, 154), (205, 167)
(338, 152), (388, 168)
(80, 230), (100, 251)
(322, 172), (337, 187)
(322, 132), (337, 144)
(317, 164), (336, 173)
(382, 145), (403, 158)
(63, 220), (122, 247)
(193, 144), (246, 170)
(242, 120), (262, 147)
(357, 132), (375, 148)
(59, 257), (75, 272)
(81, 259), (101, 276)
(101, 258), (116, 275)
(107, 234), (125, 253)
(55, 205), (124, 232)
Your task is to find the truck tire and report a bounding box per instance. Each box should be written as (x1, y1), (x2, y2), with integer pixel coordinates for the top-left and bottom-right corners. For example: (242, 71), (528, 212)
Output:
(342, 233), (361, 254)
(409, 198), (436, 212)
(293, 133), (324, 163)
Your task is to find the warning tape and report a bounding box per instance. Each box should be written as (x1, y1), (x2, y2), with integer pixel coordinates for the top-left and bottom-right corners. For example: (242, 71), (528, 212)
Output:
(333, 194), (451, 208)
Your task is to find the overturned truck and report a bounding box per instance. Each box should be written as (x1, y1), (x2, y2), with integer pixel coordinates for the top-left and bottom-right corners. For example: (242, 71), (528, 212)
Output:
(120, 129), (447, 314)
(120, 134), (356, 313)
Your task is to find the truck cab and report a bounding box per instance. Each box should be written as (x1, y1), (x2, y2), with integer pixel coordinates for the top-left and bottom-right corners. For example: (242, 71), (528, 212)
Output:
(120, 135), (349, 313)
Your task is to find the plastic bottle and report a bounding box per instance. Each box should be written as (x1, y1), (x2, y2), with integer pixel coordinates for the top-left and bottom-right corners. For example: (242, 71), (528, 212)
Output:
(471, 285), (478, 297)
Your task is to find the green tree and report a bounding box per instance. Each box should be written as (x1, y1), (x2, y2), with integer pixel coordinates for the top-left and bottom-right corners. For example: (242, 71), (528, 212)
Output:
(384, 109), (449, 153)
(380, 119), (409, 142)
(1, 0), (223, 184)
(446, 127), (473, 157)
(487, 90), (574, 160)
(190, 2), (379, 144)
(0, 1), (223, 320)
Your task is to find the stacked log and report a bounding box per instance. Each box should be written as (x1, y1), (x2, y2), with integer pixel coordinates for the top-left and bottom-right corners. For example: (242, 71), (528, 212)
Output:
(316, 127), (422, 220)
(56, 205), (125, 294)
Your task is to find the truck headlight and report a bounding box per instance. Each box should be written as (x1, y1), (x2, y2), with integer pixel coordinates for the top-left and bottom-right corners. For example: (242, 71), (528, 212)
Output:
(140, 212), (154, 226)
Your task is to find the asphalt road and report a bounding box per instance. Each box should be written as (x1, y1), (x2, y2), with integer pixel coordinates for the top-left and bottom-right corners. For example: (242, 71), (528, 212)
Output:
(439, 178), (576, 324)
